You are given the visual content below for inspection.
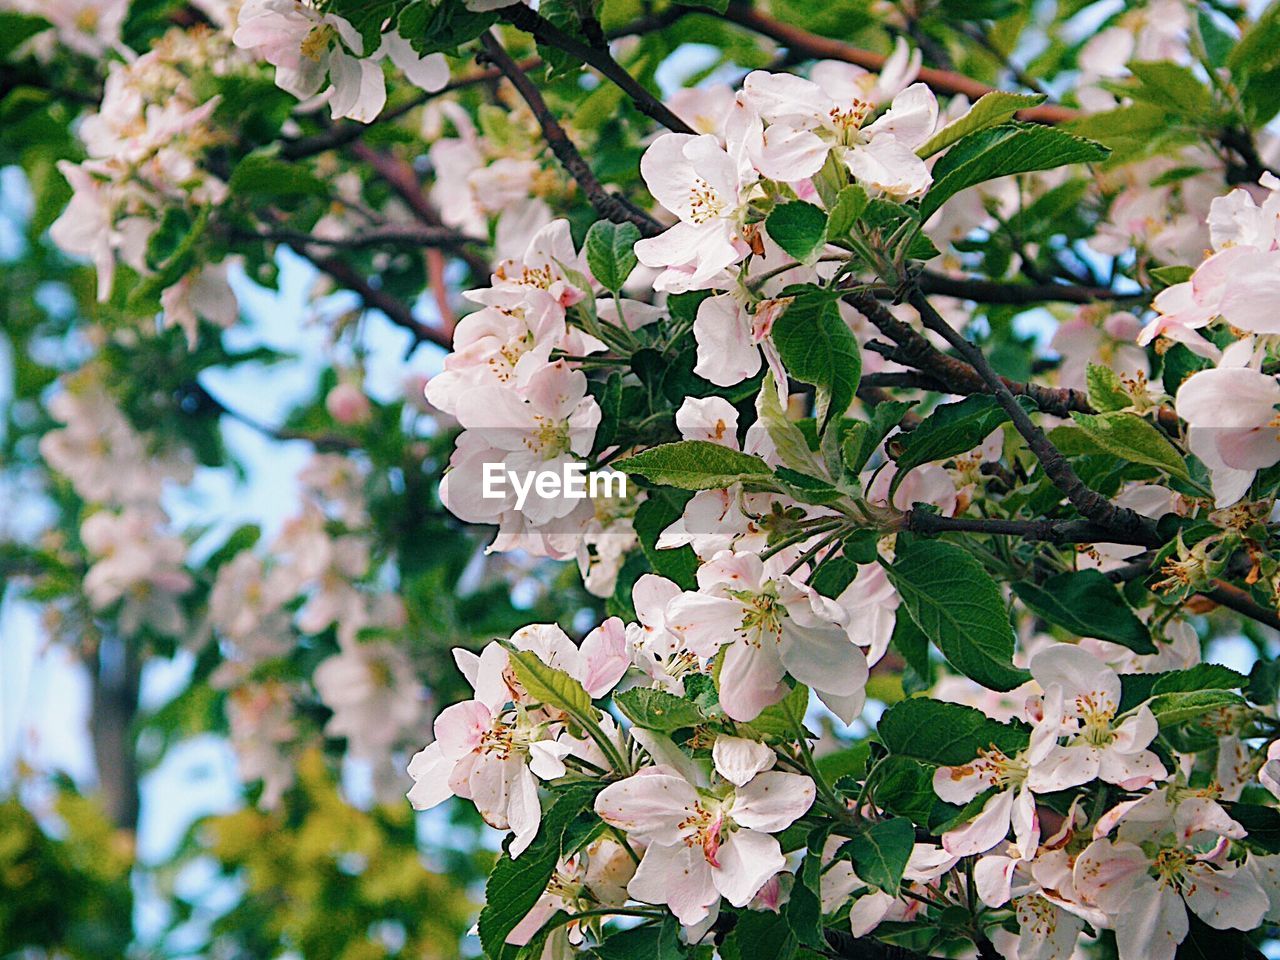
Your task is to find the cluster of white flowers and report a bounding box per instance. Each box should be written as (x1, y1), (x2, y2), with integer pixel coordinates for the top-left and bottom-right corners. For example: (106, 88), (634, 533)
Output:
(232, 0), (448, 124)
(48, 23), (242, 342)
(210, 452), (427, 804)
(39, 372), (196, 637)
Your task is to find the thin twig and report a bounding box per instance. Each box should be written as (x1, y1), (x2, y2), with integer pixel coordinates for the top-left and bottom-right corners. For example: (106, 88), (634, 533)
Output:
(500, 5), (695, 135)
(478, 31), (663, 237)
(903, 287), (1161, 546)
(718, 3), (1078, 124)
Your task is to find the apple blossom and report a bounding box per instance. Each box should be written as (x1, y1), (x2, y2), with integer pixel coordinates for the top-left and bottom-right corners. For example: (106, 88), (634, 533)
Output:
(665, 550), (868, 722)
(594, 742), (815, 925)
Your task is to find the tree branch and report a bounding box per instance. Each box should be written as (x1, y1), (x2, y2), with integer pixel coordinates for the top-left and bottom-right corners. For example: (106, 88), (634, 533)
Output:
(309, 253), (451, 350)
(240, 223), (476, 252)
(823, 928), (931, 960)
(901, 511), (1157, 546)
(347, 142), (494, 278)
(1204, 581), (1280, 632)
(500, 5), (695, 135)
(478, 31), (664, 237)
(903, 287), (1161, 546)
(916, 270), (1140, 306)
(718, 3), (1078, 124)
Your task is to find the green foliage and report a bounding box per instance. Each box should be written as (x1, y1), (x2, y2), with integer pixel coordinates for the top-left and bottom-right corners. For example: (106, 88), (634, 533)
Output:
(1069, 411), (1191, 481)
(843, 817), (915, 894)
(478, 784), (603, 958)
(766, 201), (829, 264)
(916, 91), (1047, 159)
(891, 394), (1030, 483)
(617, 440), (776, 489)
(772, 286), (862, 432)
(613, 687), (707, 731)
(1012, 570), (1154, 653)
(879, 698), (1030, 766)
(885, 539), (1029, 691)
(920, 122), (1110, 220)
(585, 220), (641, 291)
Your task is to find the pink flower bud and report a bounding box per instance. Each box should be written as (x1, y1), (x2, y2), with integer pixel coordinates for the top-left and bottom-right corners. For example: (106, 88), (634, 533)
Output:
(326, 383), (371, 425)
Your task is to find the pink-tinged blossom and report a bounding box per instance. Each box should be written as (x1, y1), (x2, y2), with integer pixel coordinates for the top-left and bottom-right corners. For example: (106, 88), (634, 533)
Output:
(232, 0), (387, 122)
(442, 361), (601, 526)
(1074, 792), (1266, 960)
(626, 574), (715, 694)
(506, 838), (637, 950)
(834, 844), (957, 937)
(665, 550), (868, 723)
(1051, 309), (1149, 392)
(691, 294), (789, 388)
(161, 262), (239, 348)
(594, 745), (815, 926)
(406, 624), (628, 855)
(80, 507), (193, 637)
(313, 640), (424, 764)
(742, 68), (936, 199)
(633, 119), (760, 292)
(835, 560), (899, 667)
(1176, 360), (1280, 507)
(406, 642), (567, 857)
(1025, 645), (1166, 792)
(933, 718), (1057, 859)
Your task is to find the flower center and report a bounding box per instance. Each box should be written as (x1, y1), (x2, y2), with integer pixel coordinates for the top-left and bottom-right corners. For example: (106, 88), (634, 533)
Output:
(300, 23), (336, 62)
(524, 415), (571, 459)
(688, 177), (727, 224)
(679, 800), (728, 867)
(829, 99), (871, 134)
(733, 591), (784, 646)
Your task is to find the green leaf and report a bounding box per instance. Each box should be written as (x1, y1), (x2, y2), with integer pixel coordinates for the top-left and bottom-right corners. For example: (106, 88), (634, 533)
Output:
(826, 184), (869, 238)
(758, 372), (827, 479)
(766, 201), (828, 264)
(720, 908), (797, 960)
(228, 152), (328, 197)
(842, 401), (916, 476)
(773, 287), (862, 432)
(584, 220), (640, 292)
(892, 394), (1030, 482)
(920, 122), (1110, 220)
(916, 91), (1047, 159)
(741, 683), (810, 742)
(0, 12), (49, 58)
(1150, 265), (1194, 288)
(507, 648), (594, 716)
(785, 827), (830, 948)
(872, 755), (939, 823)
(633, 491), (699, 590)
(613, 688), (706, 732)
(1069, 411), (1190, 481)
(884, 539), (1028, 691)
(1012, 570), (1154, 653)
(1124, 61), (1213, 116)
(1147, 690), (1246, 726)
(845, 817), (914, 894)
(1085, 363), (1131, 413)
(477, 783), (602, 957)
(1230, 1), (1280, 123)
(878, 697), (1029, 766)
(616, 440), (776, 490)
(891, 611), (932, 683)
(594, 917), (685, 960)
(400, 0), (499, 55)
(1119, 665), (1248, 712)
(1175, 914), (1266, 960)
